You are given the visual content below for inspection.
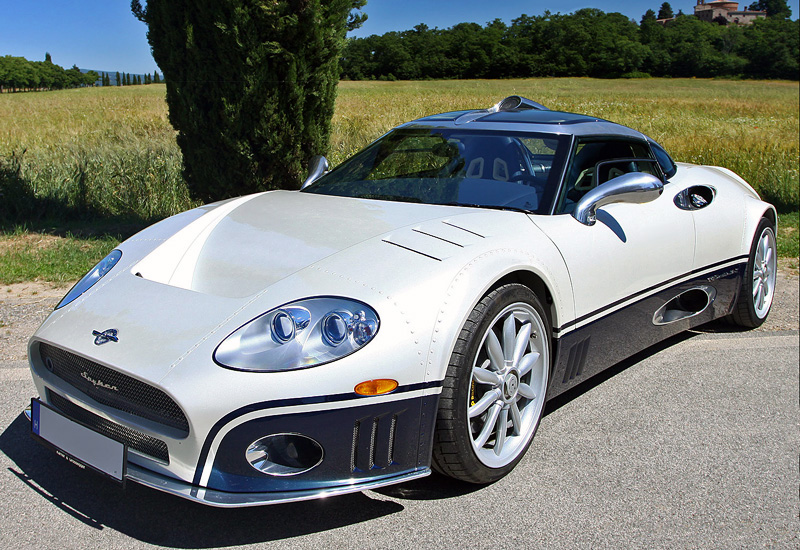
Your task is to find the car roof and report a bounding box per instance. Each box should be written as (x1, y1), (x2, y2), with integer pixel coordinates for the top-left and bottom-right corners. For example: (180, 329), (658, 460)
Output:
(399, 101), (647, 140)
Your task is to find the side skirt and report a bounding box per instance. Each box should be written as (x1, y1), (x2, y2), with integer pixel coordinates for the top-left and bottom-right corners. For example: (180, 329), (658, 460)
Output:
(547, 261), (744, 400)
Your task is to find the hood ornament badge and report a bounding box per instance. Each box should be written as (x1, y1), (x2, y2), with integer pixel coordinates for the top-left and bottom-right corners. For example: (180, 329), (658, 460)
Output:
(92, 329), (119, 345)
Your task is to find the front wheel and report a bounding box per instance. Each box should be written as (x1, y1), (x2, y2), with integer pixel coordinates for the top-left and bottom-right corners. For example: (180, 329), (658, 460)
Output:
(432, 284), (550, 484)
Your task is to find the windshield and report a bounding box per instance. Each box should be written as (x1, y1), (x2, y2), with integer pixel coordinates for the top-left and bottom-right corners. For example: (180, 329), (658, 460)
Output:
(303, 128), (571, 214)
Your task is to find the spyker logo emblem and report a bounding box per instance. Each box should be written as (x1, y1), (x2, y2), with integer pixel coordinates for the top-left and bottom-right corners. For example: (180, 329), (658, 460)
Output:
(80, 371), (119, 392)
(92, 328), (119, 345)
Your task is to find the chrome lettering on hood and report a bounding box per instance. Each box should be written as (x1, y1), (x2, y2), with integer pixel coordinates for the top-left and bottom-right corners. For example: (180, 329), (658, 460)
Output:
(80, 371), (119, 392)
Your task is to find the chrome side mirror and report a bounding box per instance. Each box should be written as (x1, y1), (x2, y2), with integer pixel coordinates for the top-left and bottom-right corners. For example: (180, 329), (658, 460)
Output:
(301, 155), (329, 189)
(573, 172), (663, 226)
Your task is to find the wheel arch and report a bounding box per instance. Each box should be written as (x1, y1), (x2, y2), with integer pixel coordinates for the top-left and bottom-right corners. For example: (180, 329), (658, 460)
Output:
(486, 270), (556, 330)
(423, 248), (573, 386)
(742, 197), (778, 254)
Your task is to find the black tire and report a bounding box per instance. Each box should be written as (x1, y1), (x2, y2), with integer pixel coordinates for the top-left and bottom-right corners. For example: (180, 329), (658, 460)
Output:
(729, 217), (777, 328)
(432, 284), (551, 484)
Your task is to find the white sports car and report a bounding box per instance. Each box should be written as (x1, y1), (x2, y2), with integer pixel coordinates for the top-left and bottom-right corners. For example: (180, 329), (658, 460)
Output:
(26, 96), (777, 507)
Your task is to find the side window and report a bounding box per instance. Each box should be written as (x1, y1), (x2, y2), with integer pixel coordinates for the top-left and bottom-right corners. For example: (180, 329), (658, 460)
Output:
(556, 139), (656, 214)
(649, 140), (677, 179)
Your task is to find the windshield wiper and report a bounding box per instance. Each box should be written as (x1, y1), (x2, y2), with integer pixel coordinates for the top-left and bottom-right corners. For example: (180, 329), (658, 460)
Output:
(440, 202), (533, 214)
(355, 194), (423, 203)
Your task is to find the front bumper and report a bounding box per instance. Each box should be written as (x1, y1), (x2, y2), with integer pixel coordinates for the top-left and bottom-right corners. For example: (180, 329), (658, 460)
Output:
(25, 385), (439, 506)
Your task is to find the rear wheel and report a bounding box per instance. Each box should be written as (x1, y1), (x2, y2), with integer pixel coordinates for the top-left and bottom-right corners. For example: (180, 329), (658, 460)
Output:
(432, 284), (550, 484)
(729, 217), (777, 328)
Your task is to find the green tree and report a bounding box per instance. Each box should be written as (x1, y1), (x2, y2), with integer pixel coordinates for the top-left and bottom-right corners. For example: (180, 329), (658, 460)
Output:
(131, 0), (367, 201)
(115, 71), (121, 85)
(738, 17), (799, 78)
(658, 2), (674, 19)
(748, 0), (792, 18)
(153, 70), (160, 83)
(45, 52), (52, 63)
(83, 70), (100, 86)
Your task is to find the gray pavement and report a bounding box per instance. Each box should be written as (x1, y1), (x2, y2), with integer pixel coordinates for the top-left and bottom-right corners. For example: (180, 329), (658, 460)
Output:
(0, 326), (797, 549)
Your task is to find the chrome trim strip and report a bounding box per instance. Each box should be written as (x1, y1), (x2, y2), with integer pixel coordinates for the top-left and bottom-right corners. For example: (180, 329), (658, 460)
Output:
(127, 464), (431, 508)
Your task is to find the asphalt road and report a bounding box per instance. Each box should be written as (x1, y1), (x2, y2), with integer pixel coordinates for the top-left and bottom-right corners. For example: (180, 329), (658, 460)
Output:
(0, 324), (796, 549)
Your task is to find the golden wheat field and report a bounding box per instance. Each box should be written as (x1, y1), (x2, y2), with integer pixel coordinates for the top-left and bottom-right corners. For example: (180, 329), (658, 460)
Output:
(0, 79), (798, 283)
(2, 79), (798, 214)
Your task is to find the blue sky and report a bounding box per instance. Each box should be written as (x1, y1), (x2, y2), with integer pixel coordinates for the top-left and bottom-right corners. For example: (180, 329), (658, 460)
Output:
(0, 1), (796, 74)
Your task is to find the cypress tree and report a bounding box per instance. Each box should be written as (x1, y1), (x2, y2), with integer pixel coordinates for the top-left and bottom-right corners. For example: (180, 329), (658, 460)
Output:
(153, 70), (160, 84)
(132, 0), (367, 202)
(116, 71), (121, 86)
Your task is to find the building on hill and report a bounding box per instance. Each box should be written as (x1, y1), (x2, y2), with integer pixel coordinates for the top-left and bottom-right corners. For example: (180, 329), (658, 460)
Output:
(693, 0), (766, 24)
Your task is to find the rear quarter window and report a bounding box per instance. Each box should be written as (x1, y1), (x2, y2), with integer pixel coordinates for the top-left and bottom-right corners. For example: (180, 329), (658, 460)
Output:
(649, 141), (677, 179)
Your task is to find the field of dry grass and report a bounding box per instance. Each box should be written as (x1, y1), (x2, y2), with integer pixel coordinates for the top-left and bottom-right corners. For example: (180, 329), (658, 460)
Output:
(0, 79), (797, 283)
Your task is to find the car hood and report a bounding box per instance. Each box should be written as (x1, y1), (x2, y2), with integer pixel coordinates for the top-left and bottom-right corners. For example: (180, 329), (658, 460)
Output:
(131, 190), (460, 298)
(31, 191), (571, 392)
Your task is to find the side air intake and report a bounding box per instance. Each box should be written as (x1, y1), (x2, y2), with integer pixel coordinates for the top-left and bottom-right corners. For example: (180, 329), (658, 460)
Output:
(653, 286), (717, 325)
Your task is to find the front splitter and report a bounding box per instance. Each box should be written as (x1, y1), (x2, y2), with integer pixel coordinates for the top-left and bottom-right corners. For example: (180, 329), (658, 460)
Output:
(128, 463), (431, 507)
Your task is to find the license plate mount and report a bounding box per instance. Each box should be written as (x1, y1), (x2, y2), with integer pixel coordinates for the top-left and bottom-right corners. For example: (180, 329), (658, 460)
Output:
(30, 398), (127, 485)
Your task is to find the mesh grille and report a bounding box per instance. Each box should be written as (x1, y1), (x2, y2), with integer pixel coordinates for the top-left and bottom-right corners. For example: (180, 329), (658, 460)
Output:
(49, 391), (169, 463)
(39, 343), (189, 435)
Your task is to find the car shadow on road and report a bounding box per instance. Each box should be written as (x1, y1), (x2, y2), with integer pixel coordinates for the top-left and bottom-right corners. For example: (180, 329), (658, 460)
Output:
(543, 329), (698, 415)
(0, 415), (403, 548)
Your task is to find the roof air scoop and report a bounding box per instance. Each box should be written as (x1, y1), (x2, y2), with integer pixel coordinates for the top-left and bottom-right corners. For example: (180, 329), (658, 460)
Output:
(489, 96), (550, 112)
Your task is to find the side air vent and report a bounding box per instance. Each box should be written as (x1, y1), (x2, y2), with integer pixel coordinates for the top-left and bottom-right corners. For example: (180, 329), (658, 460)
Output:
(562, 337), (591, 383)
(350, 412), (401, 472)
(653, 286), (717, 325)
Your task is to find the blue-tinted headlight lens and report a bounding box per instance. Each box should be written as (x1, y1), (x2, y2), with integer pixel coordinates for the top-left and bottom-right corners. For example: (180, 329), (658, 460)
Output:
(322, 312), (349, 346)
(214, 297), (379, 372)
(271, 311), (296, 343)
(56, 249), (122, 309)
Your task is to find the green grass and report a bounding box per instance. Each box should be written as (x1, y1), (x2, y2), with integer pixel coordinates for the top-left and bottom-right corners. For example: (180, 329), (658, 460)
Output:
(0, 227), (119, 284)
(0, 79), (797, 284)
(777, 211), (799, 260)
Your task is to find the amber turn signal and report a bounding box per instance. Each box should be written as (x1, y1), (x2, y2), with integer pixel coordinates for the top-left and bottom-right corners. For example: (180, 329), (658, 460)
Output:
(354, 379), (398, 395)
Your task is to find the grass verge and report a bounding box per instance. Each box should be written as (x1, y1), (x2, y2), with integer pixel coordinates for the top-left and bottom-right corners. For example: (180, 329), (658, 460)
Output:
(0, 225), (128, 285)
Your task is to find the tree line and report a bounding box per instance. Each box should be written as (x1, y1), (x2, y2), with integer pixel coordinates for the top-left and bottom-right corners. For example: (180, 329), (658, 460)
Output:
(99, 71), (162, 86)
(0, 53), (163, 92)
(0, 53), (99, 92)
(341, 8), (799, 81)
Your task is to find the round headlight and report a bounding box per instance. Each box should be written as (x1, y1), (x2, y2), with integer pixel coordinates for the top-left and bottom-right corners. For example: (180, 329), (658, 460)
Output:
(322, 311), (351, 346)
(271, 310), (295, 343)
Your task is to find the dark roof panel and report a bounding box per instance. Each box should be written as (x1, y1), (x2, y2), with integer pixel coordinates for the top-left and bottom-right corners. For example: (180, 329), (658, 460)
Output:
(478, 110), (605, 125)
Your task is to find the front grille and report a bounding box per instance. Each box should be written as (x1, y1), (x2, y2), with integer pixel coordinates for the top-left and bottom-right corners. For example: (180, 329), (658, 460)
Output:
(39, 343), (189, 436)
(49, 391), (169, 463)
